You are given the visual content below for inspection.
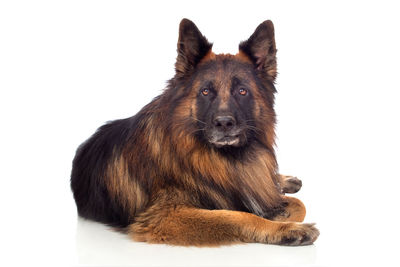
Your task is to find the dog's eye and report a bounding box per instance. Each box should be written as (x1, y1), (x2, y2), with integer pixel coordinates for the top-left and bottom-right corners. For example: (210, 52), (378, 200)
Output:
(238, 88), (248, 96)
(201, 88), (209, 96)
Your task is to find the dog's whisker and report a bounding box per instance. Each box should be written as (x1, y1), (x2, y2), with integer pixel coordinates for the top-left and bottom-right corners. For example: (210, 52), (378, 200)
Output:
(192, 118), (207, 125)
(189, 128), (205, 135)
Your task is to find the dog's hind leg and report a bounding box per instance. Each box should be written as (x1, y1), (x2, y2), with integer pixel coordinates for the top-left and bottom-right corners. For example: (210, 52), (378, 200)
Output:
(272, 196), (306, 223)
(128, 205), (318, 246)
(279, 174), (302, 194)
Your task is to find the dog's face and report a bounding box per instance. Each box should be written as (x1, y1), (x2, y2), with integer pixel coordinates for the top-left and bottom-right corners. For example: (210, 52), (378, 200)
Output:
(193, 57), (260, 148)
(171, 19), (278, 151)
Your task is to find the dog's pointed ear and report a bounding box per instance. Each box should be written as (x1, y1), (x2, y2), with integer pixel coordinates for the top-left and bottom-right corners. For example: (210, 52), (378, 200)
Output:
(239, 20), (277, 82)
(175, 19), (212, 77)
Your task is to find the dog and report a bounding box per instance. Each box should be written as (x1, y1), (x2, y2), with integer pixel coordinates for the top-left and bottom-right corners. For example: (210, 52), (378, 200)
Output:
(71, 19), (319, 246)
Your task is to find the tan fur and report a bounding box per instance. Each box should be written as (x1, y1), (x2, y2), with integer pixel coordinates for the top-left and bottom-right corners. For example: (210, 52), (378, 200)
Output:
(117, 54), (318, 245)
(106, 154), (148, 220)
(128, 193), (317, 246)
(234, 51), (253, 63)
(199, 50), (217, 64)
(83, 19), (319, 247)
(273, 196), (306, 222)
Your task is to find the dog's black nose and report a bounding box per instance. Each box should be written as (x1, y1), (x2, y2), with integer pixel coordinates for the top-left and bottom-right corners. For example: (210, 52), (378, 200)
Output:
(213, 116), (236, 131)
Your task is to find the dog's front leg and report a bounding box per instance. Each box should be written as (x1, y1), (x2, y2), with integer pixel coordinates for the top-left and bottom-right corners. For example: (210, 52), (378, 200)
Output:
(128, 204), (319, 246)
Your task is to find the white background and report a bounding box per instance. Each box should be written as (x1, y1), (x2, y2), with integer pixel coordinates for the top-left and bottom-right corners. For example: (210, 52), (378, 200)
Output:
(1, 0), (400, 266)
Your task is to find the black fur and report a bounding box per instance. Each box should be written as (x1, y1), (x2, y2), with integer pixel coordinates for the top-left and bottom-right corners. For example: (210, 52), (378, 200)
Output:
(71, 19), (285, 229)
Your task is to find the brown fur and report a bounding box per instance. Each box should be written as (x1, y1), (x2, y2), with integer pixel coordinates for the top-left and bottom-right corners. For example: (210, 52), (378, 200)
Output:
(70, 18), (319, 247)
(128, 192), (314, 246)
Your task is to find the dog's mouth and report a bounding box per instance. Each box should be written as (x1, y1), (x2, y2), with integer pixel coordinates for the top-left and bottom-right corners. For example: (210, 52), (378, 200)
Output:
(210, 135), (240, 148)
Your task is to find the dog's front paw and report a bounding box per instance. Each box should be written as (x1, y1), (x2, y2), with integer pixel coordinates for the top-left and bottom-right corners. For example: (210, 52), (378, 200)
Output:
(281, 175), (302, 194)
(278, 223), (319, 246)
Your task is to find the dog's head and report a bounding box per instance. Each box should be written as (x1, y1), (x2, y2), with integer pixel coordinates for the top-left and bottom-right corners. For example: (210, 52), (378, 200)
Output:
(170, 19), (278, 151)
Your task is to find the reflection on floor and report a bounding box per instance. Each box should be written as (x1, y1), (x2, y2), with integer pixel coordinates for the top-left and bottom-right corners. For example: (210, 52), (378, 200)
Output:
(75, 218), (317, 266)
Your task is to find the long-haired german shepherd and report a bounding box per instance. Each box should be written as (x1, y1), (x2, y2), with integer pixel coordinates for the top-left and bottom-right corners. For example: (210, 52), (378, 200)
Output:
(71, 19), (319, 246)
